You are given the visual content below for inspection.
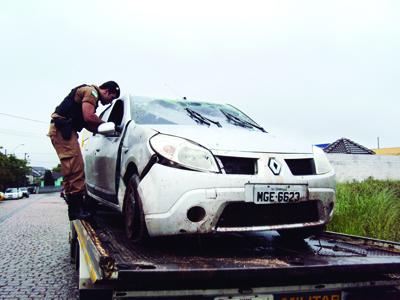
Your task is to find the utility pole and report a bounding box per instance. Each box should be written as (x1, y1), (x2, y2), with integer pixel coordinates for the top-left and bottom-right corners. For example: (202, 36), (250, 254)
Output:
(377, 137), (380, 149)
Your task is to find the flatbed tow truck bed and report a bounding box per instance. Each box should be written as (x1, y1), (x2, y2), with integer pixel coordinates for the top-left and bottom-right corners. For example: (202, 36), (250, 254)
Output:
(70, 210), (400, 299)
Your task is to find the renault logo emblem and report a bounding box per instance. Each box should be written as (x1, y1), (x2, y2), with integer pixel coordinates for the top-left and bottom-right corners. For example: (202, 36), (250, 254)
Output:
(268, 158), (281, 175)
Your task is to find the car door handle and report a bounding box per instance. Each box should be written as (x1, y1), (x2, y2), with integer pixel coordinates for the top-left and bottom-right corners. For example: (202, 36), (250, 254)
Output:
(122, 146), (129, 153)
(96, 149), (100, 152)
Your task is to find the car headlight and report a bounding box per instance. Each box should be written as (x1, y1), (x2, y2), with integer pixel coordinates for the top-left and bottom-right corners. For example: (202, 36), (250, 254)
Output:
(313, 146), (333, 175)
(149, 134), (220, 173)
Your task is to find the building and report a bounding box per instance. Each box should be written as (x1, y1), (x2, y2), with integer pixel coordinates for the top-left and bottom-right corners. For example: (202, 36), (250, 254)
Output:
(372, 147), (400, 156)
(52, 172), (63, 187)
(324, 138), (375, 155)
(31, 166), (46, 177)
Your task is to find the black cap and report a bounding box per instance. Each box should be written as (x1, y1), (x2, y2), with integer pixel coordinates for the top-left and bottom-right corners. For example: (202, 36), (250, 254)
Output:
(100, 81), (120, 98)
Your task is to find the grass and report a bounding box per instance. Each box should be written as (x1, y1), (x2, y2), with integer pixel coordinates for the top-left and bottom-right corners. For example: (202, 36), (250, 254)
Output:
(327, 178), (400, 242)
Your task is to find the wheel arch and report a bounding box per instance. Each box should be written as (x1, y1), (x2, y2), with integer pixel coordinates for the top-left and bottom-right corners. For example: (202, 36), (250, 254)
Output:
(123, 162), (139, 187)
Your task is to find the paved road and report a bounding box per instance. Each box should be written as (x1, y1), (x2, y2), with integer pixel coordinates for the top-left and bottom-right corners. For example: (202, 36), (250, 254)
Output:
(0, 193), (79, 299)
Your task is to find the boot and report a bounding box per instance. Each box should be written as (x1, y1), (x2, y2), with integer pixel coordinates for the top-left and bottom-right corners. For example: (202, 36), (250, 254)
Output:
(76, 195), (92, 220)
(67, 194), (91, 221)
(66, 196), (78, 221)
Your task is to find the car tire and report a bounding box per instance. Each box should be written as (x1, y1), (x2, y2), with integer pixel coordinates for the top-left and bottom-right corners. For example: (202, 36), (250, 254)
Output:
(123, 174), (148, 242)
(278, 225), (325, 241)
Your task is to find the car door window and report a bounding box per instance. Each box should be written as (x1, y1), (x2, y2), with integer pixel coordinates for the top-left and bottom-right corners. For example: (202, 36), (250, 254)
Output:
(99, 104), (113, 122)
(107, 100), (124, 126)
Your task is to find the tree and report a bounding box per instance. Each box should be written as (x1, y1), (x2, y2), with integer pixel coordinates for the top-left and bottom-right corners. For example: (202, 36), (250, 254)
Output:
(0, 152), (31, 191)
(52, 163), (61, 173)
(43, 170), (55, 186)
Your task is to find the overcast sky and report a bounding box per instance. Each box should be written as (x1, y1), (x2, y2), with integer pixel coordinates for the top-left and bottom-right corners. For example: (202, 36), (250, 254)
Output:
(0, 0), (399, 168)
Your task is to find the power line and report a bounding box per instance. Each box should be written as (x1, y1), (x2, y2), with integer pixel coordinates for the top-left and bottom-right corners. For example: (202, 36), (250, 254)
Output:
(0, 112), (48, 124)
(15, 152), (55, 155)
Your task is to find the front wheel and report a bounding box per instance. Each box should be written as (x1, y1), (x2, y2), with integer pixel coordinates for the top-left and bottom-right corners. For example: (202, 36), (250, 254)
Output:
(123, 174), (148, 242)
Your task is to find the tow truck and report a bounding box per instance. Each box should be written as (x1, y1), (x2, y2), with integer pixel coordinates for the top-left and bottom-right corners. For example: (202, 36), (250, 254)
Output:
(70, 210), (400, 300)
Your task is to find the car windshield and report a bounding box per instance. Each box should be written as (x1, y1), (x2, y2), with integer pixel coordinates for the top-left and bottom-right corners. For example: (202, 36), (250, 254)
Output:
(130, 96), (265, 132)
(5, 188), (17, 193)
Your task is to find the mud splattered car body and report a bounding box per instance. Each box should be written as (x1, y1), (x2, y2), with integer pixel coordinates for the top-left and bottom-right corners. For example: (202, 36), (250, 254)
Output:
(83, 96), (335, 240)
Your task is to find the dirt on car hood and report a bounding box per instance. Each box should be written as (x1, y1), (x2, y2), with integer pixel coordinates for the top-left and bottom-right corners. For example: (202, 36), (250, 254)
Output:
(145, 125), (312, 154)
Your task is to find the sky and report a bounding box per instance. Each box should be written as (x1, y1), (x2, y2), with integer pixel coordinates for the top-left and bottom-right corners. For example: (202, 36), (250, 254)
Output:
(0, 0), (399, 168)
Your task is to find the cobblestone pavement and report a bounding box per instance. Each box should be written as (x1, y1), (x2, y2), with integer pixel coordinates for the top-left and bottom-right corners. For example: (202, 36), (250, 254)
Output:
(0, 193), (79, 299)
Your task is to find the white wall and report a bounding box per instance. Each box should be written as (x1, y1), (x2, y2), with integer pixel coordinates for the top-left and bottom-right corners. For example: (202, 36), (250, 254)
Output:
(327, 154), (400, 182)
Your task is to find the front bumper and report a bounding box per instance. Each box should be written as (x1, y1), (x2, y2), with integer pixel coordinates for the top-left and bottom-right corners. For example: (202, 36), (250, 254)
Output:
(139, 164), (335, 237)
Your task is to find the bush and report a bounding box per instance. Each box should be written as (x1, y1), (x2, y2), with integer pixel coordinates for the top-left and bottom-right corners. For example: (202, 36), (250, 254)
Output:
(0, 152), (30, 191)
(327, 178), (400, 242)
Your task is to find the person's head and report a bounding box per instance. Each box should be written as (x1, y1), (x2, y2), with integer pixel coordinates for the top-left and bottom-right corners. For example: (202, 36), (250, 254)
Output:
(98, 81), (120, 105)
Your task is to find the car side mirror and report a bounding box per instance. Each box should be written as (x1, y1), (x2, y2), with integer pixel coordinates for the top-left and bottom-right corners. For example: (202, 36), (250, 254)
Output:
(98, 122), (118, 136)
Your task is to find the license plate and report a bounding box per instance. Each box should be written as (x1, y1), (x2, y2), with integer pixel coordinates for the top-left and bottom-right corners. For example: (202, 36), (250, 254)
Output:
(215, 294), (273, 300)
(215, 291), (341, 300)
(251, 184), (307, 204)
(276, 291), (341, 300)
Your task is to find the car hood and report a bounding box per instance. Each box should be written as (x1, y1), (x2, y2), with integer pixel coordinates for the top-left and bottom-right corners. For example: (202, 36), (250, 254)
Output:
(143, 125), (312, 154)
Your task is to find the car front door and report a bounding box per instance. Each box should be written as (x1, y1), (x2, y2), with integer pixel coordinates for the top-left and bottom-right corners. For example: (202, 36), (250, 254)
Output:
(83, 104), (112, 197)
(92, 99), (126, 204)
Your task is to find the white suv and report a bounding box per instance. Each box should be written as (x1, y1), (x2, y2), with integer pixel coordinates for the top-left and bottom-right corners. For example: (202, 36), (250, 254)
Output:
(19, 187), (30, 198)
(4, 188), (23, 200)
(84, 96), (336, 241)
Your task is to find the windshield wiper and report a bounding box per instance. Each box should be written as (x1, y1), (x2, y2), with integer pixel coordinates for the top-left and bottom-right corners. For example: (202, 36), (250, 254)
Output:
(220, 109), (266, 132)
(185, 108), (222, 128)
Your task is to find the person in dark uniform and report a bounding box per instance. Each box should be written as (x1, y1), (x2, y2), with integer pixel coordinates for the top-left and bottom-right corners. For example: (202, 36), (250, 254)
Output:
(48, 81), (120, 220)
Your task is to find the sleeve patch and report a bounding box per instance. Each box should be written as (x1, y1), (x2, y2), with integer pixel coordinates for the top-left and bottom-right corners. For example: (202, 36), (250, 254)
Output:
(91, 89), (98, 98)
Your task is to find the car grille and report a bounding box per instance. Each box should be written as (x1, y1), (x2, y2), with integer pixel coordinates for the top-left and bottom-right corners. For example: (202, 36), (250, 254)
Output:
(285, 158), (316, 175)
(216, 156), (257, 175)
(216, 201), (320, 228)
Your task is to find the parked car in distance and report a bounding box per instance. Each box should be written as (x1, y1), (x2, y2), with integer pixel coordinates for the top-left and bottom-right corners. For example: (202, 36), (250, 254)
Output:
(83, 95), (336, 241)
(19, 187), (29, 198)
(4, 188), (23, 200)
(0, 192), (4, 201)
